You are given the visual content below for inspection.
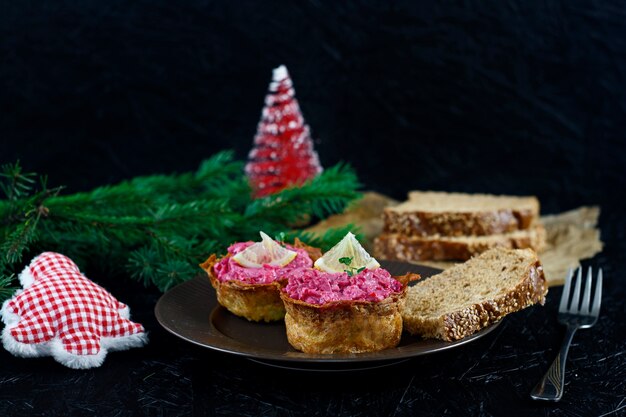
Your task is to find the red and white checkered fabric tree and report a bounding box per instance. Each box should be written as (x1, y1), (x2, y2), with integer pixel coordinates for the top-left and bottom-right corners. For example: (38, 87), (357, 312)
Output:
(1, 252), (147, 369)
(245, 65), (323, 198)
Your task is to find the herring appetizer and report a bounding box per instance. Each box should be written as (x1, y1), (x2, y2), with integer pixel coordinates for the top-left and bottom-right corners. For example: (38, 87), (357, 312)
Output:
(280, 232), (419, 354)
(200, 232), (320, 322)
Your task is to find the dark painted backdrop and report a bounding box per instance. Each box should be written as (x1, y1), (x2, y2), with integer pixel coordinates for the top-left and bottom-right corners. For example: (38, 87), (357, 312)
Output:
(3, 1), (625, 212)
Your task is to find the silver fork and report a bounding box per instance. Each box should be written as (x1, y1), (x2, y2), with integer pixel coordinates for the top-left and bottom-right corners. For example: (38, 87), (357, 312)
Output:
(530, 267), (603, 401)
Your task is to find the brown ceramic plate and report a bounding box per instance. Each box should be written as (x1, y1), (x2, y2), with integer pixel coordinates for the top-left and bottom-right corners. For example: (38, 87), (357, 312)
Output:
(155, 261), (502, 371)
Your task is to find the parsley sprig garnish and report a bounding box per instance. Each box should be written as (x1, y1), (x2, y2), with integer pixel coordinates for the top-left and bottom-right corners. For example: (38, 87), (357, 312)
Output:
(338, 256), (366, 277)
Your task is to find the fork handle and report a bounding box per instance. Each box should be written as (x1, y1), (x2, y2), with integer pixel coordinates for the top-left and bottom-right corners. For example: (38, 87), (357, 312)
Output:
(530, 325), (578, 401)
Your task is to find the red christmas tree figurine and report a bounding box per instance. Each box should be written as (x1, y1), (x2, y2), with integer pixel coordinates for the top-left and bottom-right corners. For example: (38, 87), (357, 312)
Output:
(245, 65), (323, 198)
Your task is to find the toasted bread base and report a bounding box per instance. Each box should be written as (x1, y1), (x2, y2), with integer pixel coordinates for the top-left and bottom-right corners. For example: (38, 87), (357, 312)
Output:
(200, 254), (285, 322)
(280, 289), (407, 354)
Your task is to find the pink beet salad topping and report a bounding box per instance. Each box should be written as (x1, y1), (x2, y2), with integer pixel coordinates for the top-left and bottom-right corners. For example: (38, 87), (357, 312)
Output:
(213, 242), (313, 285)
(284, 268), (403, 305)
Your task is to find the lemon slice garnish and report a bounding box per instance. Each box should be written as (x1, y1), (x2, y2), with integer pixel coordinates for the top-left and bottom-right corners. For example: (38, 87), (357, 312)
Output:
(314, 232), (380, 274)
(232, 231), (297, 268)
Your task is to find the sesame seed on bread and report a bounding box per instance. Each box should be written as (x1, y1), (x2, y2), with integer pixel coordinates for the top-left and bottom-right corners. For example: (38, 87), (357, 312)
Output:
(402, 247), (548, 341)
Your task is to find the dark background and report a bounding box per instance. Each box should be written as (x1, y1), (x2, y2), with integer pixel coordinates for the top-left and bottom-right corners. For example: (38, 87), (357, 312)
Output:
(1, 1), (625, 416)
(2, 2), (625, 212)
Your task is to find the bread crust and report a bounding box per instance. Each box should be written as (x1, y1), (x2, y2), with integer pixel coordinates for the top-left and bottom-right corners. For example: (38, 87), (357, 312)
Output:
(374, 225), (546, 262)
(383, 208), (538, 237)
(280, 287), (408, 354)
(402, 259), (548, 341)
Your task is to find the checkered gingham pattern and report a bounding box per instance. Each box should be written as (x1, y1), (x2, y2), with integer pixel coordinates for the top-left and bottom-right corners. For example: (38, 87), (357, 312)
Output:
(4, 252), (145, 356)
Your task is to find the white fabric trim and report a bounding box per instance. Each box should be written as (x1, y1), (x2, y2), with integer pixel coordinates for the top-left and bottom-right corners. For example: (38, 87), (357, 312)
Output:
(102, 332), (149, 352)
(1, 300), (45, 357)
(50, 338), (107, 369)
(1, 325), (148, 369)
(1, 298), (18, 326)
(1, 326), (47, 357)
(18, 265), (35, 289)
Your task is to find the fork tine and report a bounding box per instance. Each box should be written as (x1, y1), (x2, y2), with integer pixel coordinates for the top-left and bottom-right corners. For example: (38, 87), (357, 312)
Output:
(569, 267), (583, 313)
(580, 267), (593, 314)
(591, 268), (603, 317)
(559, 268), (573, 313)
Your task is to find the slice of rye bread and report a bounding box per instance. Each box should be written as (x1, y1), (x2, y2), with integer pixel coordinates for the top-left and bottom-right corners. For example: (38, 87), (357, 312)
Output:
(402, 247), (548, 341)
(374, 224), (546, 262)
(383, 191), (540, 237)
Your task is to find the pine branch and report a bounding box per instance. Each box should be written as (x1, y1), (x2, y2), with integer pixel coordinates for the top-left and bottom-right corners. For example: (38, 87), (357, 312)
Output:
(244, 163), (361, 225)
(0, 173), (62, 270)
(195, 150), (245, 183)
(128, 150), (245, 203)
(150, 199), (235, 232)
(155, 259), (199, 292)
(1, 216), (40, 265)
(127, 245), (161, 287)
(0, 272), (17, 301)
(127, 235), (221, 291)
(0, 152), (362, 300)
(0, 160), (37, 201)
(48, 150), (244, 213)
(46, 199), (231, 232)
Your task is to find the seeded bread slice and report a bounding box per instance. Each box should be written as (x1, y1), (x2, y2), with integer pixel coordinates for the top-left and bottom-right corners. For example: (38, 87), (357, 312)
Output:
(384, 191), (539, 237)
(402, 247), (548, 341)
(374, 224), (546, 262)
